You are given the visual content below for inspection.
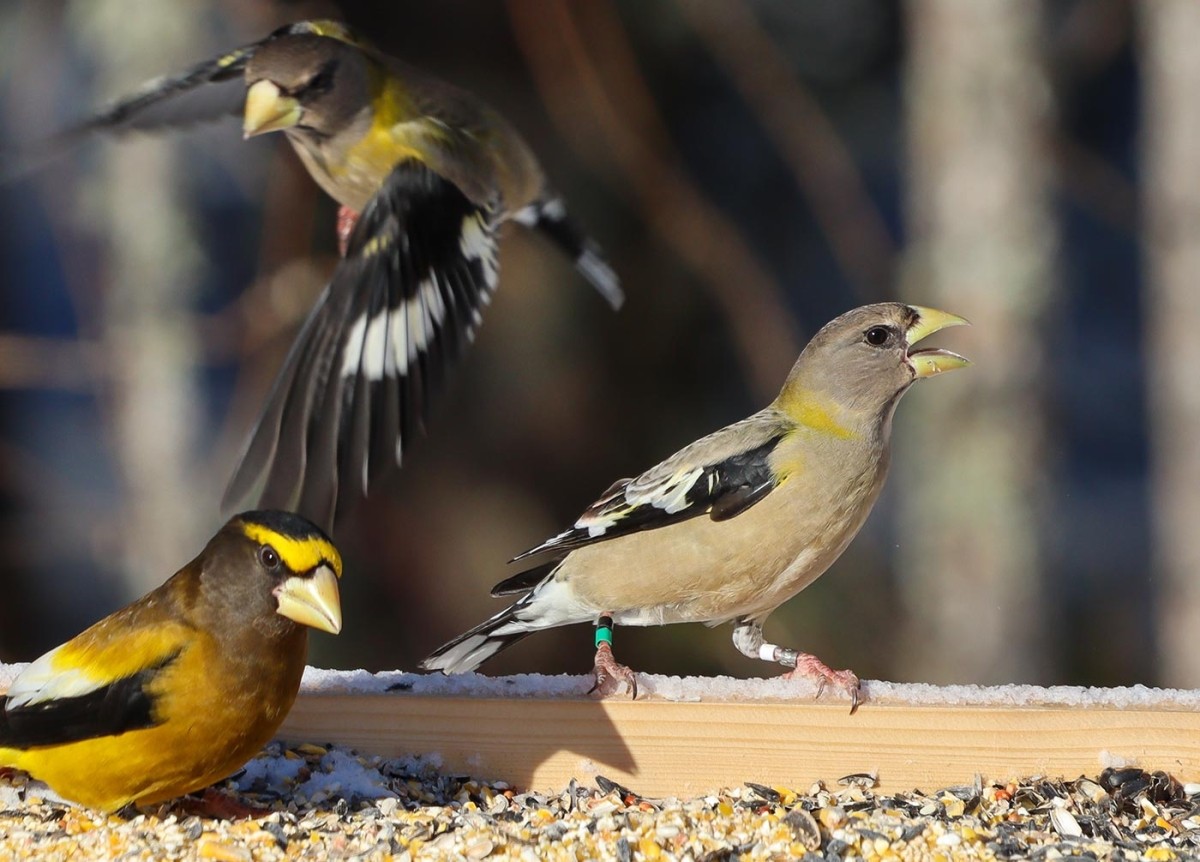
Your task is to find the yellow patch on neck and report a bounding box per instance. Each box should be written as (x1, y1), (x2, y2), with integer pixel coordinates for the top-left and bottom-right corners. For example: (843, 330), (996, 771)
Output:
(303, 21), (363, 46)
(242, 524), (343, 579)
(782, 394), (856, 440)
(336, 73), (435, 182)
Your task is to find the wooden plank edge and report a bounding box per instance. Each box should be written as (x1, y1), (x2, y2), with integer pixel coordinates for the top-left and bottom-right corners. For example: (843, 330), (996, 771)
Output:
(3, 665), (1197, 798)
(279, 685), (1200, 797)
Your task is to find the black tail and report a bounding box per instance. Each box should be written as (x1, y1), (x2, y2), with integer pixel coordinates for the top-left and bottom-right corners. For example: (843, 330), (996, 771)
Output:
(420, 603), (532, 674)
(513, 196), (623, 310)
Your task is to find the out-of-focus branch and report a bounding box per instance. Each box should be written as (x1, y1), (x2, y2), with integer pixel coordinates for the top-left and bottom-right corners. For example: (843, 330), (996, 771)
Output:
(506, 0), (800, 399)
(675, 0), (898, 301)
(0, 335), (108, 391)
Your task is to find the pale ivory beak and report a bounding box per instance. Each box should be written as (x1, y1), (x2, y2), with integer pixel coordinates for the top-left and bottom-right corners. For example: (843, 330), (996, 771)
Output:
(275, 565), (342, 634)
(243, 80), (302, 138)
(905, 306), (971, 379)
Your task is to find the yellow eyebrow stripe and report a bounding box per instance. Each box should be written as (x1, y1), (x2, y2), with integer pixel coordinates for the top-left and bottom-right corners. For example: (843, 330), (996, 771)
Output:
(242, 524), (343, 579)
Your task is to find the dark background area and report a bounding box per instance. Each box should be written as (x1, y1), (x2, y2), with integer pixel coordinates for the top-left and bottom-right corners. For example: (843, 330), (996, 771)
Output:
(0, 1), (1157, 688)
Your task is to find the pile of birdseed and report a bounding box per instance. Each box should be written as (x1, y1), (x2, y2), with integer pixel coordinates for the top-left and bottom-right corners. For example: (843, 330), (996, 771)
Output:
(1, 742), (1197, 861)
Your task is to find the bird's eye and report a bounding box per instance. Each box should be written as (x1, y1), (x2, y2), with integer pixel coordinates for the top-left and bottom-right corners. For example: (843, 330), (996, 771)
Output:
(259, 545), (282, 571)
(865, 326), (892, 346)
(302, 62), (336, 96)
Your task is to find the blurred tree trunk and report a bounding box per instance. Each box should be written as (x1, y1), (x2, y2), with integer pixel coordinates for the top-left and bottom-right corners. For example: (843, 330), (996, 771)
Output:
(896, 0), (1054, 683)
(73, 1), (210, 594)
(1140, 1), (1200, 687)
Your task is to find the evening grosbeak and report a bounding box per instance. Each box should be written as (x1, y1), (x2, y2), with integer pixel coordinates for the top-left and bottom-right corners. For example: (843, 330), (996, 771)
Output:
(423, 304), (969, 711)
(44, 20), (622, 529)
(0, 511), (342, 812)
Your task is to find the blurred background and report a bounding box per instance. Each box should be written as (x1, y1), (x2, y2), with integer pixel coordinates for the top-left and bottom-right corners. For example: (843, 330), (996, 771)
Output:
(0, 0), (1194, 690)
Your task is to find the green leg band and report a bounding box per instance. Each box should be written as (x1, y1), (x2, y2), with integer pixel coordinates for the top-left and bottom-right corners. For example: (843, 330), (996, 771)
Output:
(594, 615), (614, 648)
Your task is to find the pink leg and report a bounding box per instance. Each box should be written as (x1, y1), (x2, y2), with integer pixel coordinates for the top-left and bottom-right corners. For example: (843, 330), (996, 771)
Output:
(782, 654), (861, 714)
(337, 205), (360, 257)
(589, 641), (639, 700)
(732, 620), (862, 713)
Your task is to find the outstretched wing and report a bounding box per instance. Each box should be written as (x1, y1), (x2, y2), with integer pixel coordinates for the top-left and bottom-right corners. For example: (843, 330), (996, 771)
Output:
(0, 43), (256, 184)
(511, 411), (790, 562)
(0, 21), (364, 181)
(15, 19), (377, 145)
(222, 158), (502, 530)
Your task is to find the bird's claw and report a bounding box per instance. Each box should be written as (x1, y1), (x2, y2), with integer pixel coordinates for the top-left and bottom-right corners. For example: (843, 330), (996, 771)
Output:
(782, 654), (862, 715)
(589, 642), (638, 699)
(176, 788), (268, 821)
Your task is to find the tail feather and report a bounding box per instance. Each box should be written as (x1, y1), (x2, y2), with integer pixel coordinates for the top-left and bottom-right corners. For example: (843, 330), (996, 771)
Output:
(422, 567), (589, 674)
(514, 197), (623, 310)
(420, 605), (532, 674)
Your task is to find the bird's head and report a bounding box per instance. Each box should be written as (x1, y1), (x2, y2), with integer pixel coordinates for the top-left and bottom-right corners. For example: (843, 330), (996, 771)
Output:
(243, 25), (372, 141)
(213, 510), (344, 635)
(779, 302), (969, 422)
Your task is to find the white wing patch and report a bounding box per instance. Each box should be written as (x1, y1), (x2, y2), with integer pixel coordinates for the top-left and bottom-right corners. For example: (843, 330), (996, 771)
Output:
(5, 645), (105, 710)
(511, 205), (538, 227)
(340, 277), (449, 381)
(573, 466), (706, 539)
(460, 212), (499, 290)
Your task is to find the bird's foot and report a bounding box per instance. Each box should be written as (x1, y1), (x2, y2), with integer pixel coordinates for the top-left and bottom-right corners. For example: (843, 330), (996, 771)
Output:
(588, 642), (638, 699)
(781, 653), (862, 714)
(177, 787), (269, 821)
(336, 205), (359, 257)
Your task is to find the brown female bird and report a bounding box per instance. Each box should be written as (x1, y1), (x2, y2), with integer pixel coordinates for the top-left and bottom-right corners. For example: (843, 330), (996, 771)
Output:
(424, 304), (969, 711)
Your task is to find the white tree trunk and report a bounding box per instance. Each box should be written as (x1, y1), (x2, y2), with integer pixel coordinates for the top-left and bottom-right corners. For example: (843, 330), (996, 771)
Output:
(72, 0), (210, 593)
(896, 0), (1055, 683)
(1139, 0), (1200, 687)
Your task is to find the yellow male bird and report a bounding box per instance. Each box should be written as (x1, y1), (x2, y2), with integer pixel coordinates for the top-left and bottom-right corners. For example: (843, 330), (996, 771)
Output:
(423, 303), (969, 711)
(44, 20), (622, 529)
(0, 510), (342, 812)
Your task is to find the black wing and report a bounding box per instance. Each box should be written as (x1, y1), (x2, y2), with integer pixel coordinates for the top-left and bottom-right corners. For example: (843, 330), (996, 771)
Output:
(0, 44), (261, 186)
(512, 431), (785, 562)
(222, 158), (501, 530)
(1, 22), (353, 181)
(0, 653), (177, 750)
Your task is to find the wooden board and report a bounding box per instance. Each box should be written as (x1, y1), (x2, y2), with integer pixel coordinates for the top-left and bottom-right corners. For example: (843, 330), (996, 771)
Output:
(279, 692), (1200, 797)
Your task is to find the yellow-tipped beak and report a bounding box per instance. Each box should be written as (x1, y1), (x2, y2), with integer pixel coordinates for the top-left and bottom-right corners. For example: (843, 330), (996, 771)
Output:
(243, 80), (302, 138)
(906, 305), (971, 379)
(275, 565), (342, 634)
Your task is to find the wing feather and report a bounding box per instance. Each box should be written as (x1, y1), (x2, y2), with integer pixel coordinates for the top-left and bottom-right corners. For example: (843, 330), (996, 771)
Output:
(513, 410), (791, 560)
(222, 159), (501, 529)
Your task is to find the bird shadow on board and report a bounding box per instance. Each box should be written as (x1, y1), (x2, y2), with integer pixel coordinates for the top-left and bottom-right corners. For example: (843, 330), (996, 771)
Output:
(277, 671), (637, 794)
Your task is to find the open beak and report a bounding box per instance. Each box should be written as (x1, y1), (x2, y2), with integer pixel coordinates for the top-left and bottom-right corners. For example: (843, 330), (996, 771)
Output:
(243, 80), (302, 138)
(275, 565), (342, 634)
(905, 305), (971, 379)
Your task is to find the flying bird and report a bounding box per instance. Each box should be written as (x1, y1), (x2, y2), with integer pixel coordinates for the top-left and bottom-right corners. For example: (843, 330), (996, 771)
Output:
(35, 20), (622, 529)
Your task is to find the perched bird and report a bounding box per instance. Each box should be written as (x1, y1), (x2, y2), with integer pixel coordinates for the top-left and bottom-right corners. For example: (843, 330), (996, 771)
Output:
(0, 510), (342, 812)
(34, 20), (622, 529)
(423, 303), (969, 710)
